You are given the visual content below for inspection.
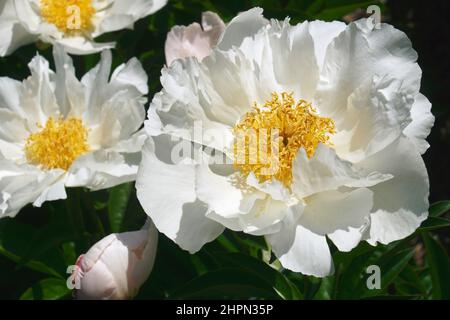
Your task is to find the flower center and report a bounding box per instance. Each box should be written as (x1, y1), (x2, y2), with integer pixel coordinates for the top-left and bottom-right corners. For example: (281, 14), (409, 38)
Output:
(40, 0), (95, 34)
(233, 92), (336, 188)
(25, 117), (89, 171)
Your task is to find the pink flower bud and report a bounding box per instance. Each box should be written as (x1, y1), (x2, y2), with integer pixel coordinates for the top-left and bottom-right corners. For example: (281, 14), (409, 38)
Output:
(73, 220), (158, 300)
(165, 11), (225, 65)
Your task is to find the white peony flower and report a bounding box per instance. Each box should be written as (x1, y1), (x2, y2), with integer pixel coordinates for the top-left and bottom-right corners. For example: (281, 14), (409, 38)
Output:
(165, 11), (225, 66)
(136, 8), (434, 277)
(73, 219), (158, 300)
(0, 45), (148, 218)
(0, 0), (168, 56)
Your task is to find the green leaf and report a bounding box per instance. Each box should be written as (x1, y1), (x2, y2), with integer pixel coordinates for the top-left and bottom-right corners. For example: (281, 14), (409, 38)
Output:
(429, 201), (450, 217)
(0, 219), (66, 278)
(315, 276), (334, 300)
(214, 252), (303, 300)
(422, 233), (450, 299)
(171, 268), (281, 299)
(108, 183), (133, 233)
(20, 278), (71, 300)
(363, 249), (414, 298)
(336, 242), (413, 299)
(396, 265), (427, 296)
(419, 216), (450, 231)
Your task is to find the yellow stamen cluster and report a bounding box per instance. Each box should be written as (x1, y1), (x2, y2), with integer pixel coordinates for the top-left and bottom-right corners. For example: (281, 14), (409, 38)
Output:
(233, 92), (336, 188)
(40, 0), (95, 34)
(25, 117), (89, 171)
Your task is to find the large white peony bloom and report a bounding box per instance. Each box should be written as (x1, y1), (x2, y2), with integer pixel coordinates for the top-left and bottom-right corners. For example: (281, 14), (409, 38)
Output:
(0, 0), (168, 56)
(136, 8), (434, 277)
(0, 45), (148, 218)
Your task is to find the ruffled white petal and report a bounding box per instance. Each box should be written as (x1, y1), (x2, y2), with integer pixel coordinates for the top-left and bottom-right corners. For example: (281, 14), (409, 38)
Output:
(96, 0), (168, 35)
(0, 0), (36, 56)
(55, 36), (115, 55)
(308, 20), (346, 70)
(331, 74), (415, 162)
(292, 144), (391, 198)
(0, 159), (66, 218)
(218, 7), (268, 51)
(403, 94), (434, 154)
(317, 19), (422, 162)
(66, 150), (140, 191)
(81, 50), (147, 150)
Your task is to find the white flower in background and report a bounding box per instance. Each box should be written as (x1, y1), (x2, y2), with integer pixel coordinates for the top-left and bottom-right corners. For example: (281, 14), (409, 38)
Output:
(0, 45), (148, 218)
(137, 8), (434, 277)
(165, 11), (225, 65)
(73, 219), (158, 300)
(0, 0), (168, 56)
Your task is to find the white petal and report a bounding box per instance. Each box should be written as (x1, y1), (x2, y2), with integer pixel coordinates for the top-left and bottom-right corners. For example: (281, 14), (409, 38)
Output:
(94, 0), (167, 36)
(0, 109), (29, 144)
(109, 0), (167, 20)
(0, 77), (22, 113)
(147, 56), (236, 153)
(55, 37), (115, 55)
(66, 150), (139, 191)
(207, 193), (290, 235)
(292, 145), (391, 198)
(300, 188), (373, 252)
(403, 93), (434, 154)
(331, 74), (415, 162)
(20, 54), (59, 124)
(266, 20), (319, 100)
(84, 50), (125, 125)
(110, 58), (149, 95)
(196, 167), (245, 217)
(268, 223), (334, 277)
(88, 91), (146, 149)
(0, 0), (36, 56)
(33, 176), (67, 207)
(136, 138), (224, 253)
(308, 20), (346, 70)
(13, 0), (42, 33)
(359, 137), (429, 245)
(52, 45), (86, 117)
(218, 7), (268, 51)
(0, 160), (66, 218)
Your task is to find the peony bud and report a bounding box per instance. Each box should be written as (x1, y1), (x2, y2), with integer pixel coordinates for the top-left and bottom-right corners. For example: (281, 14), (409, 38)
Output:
(165, 11), (225, 65)
(73, 220), (158, 300)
